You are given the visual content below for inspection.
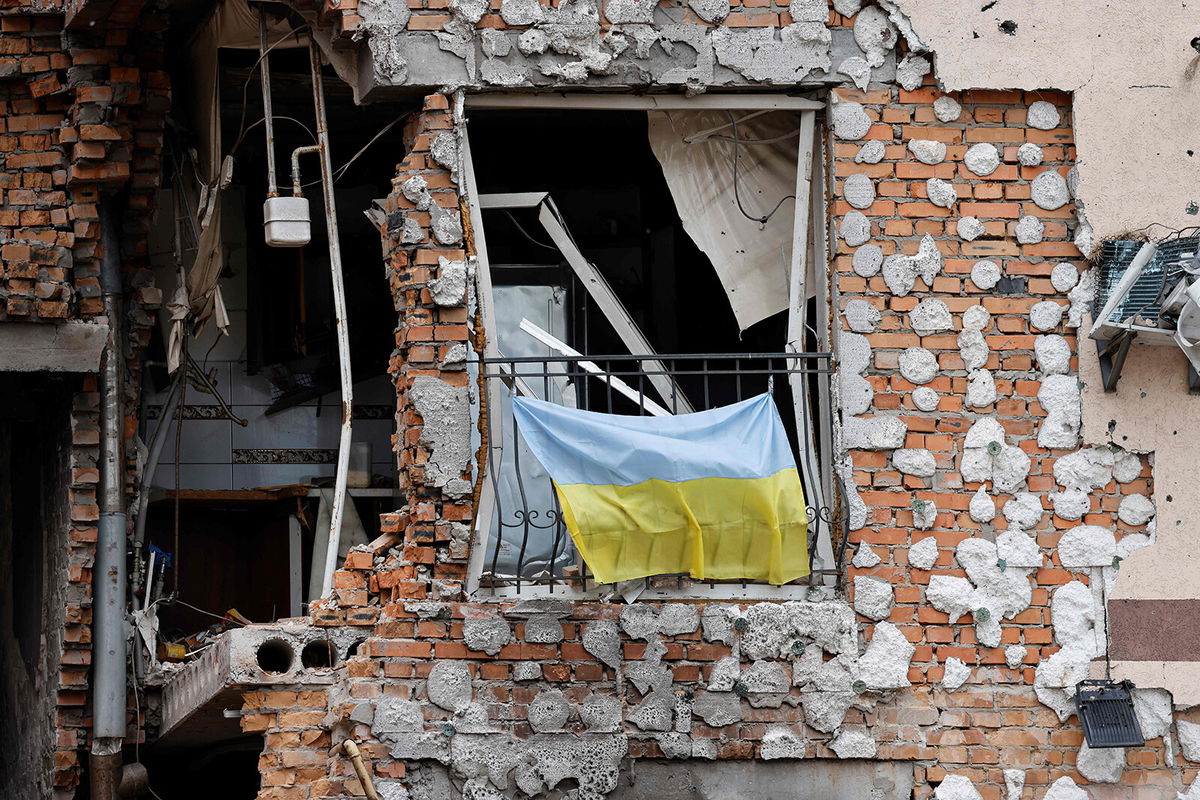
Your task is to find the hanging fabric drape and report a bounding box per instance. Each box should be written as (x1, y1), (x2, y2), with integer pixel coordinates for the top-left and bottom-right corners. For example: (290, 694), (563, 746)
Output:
(646, 109), (813, 332)
(513, 393), (810, 585)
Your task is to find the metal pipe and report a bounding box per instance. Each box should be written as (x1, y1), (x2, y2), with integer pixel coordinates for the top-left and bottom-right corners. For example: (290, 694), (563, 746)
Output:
(93, 201), (127, 800)
(291, 144), (320, 197)
(339, 740), (380, 800)
(131, 370), (182, 560)
(308, 40), (354, 598)
(259, 8), (279, 197)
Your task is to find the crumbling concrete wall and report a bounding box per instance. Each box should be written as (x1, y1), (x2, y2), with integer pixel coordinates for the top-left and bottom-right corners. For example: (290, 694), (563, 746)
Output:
(318, 0), (900, 97)
(888, 0), (1200, 245)
(827, 80), (1193, 798)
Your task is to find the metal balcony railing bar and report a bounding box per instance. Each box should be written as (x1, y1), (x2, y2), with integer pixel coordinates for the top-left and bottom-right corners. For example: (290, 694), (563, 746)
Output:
(475, 352), (840, 594)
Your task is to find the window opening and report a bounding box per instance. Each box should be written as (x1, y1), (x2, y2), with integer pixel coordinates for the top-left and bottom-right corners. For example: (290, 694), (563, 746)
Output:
(462, 103), (838, 598)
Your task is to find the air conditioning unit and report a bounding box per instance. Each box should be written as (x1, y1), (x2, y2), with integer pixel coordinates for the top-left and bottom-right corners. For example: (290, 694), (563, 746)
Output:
(1089, 237), (1200, 344)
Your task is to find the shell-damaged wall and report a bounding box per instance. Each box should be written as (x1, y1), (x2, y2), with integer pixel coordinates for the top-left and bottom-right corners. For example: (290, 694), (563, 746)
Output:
(319, 0), (912, 95)
(233, 2), (1200, 800)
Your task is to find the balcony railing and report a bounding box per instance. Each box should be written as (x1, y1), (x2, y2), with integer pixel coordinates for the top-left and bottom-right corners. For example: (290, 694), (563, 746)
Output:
(472, 351), (842, 596)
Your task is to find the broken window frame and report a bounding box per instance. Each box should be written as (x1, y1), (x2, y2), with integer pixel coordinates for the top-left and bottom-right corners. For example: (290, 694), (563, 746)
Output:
(458, 93), (839, 600)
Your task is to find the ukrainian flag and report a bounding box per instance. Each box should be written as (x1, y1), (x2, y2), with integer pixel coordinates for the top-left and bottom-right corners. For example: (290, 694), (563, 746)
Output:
(512, 393), (809, 585)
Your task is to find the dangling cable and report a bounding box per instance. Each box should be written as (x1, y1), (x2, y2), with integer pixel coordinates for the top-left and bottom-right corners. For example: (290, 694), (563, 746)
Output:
(1100, 567), (1112, 680)
(729, 111), (796, 227)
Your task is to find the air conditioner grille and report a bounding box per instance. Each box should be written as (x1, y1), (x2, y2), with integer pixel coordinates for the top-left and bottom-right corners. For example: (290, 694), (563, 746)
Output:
(1094, 238), (1198, 326)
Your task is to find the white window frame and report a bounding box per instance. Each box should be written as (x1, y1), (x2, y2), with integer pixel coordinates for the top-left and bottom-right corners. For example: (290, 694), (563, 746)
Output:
(458, 92), (837, 601)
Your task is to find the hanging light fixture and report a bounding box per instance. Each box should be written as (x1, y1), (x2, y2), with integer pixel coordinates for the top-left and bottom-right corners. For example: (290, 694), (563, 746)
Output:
(1075, 568), (1146, 749)
(1075, 679), (1144, 748)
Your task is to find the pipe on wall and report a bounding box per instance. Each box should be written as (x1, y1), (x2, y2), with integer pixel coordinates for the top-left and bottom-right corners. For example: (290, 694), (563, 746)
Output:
(307, 40), (354, 598)
(91, 200), (127, 800)
(259, 8), (279, 197)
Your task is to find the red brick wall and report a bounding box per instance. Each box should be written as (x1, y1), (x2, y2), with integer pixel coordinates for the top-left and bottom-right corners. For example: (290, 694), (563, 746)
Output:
(833, 80), (1162, 794)
(0, 0), (1176, 794)
(0, 2), (169, 792)
(270, 81), (1186, 800)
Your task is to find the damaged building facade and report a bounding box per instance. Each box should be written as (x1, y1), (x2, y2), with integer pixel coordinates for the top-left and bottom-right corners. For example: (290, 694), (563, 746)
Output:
(3, 0), (1200, 798)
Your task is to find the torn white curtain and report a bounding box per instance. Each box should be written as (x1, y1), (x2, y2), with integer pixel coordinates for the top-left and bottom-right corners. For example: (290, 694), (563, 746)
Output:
(647, 110), (814, 332)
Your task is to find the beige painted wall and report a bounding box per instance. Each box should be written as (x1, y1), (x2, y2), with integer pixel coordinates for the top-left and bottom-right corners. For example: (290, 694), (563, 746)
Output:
(893, 0), (1200, 242)
(1079, 343), (1200, 600)
(892, 3), (1200, 616)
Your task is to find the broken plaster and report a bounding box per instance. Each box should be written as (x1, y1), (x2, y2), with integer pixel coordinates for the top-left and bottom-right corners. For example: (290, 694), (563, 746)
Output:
(934, 774), (983, 800)
(926, 177), (958, 209)
(909, 536), (939, 570)
(830, 729), (877, 759)
(908, 138), (947, 165)
(856, 140), (885, 164)
(1036, 374), (1081, 449)
(1032, 170), (1071, 211)
(852, 6), (898, 69)
(963, 143), (1000, 176)
(957, 217), (985, 241)
(970, 260), (1001, 291)
(933, 94), (961, 122)
(852, 243), (884, 277)
(841, 211), (871, 246)
(1026, 101), (1061, 131)
(844, 298), (882, 332)
(898, 347), (938, 385)
(853, 575), (895, 621)
(961, 417), (1031, 493)
(882, 234), (943, 295)
(410, 376), (473, 498)
(941, 656), (971, 690)
(968, 486), (995, 523)
(908, 298), (952, 336)
(912, 386), (939, 411)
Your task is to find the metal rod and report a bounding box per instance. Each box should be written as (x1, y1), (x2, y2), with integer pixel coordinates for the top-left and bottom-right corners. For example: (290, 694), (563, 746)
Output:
(259, 8), (279, 196)
(308, 41), (355, 598)
(480, 351), (833, 362)
(291, 144), (320, 197)
(130, 369), (183, 597)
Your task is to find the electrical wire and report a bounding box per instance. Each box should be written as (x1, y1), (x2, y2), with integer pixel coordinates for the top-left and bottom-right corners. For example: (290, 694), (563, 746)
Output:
(228, 25), (311, 158)
(294, 113), (406, 190)
(728, 112), (795, 226)
(503, 210), (559, 251)
(702, 128), (804, 146)
(331, 114), (404, 183)
(237, 114), (318, 151)
(168, 599), (249, 625)
(133, 673), (141, 764)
